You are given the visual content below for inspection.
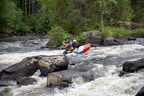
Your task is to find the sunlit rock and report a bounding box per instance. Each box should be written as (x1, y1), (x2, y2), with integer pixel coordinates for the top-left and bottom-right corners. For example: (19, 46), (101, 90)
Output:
(85, 31), (102, 46)
(39, 55), (69, 76)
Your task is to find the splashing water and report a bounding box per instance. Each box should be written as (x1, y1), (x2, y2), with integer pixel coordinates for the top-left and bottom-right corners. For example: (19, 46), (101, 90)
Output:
(0, 36), (144, 96)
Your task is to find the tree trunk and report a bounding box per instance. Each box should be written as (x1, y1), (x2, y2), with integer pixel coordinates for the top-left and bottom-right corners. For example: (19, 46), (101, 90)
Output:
(29, 0), (30, 16)
(25, 0), (28, 19)
(100, 4), (104, 32)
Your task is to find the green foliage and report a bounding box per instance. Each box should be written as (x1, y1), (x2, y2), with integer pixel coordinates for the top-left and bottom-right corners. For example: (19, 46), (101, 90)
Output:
(36, 11), (51, 32)
(27, 15), (37, 29)
(48, 26), (68, 46)
(131, 0), (144, 23)
(102, 27), (132, 37)
(134, 29), (144, 34)
(0, 0), (144, 35)
(74, 33), (88, 42)
(116, 0), (134, 21)
(0, 1), (28, 33)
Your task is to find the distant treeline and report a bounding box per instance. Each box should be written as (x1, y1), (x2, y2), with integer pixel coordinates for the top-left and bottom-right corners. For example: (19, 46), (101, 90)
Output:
(0, 0), (144, 34)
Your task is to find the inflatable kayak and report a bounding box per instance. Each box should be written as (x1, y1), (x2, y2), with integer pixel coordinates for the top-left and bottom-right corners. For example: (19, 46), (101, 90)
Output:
(63, 44), (91, 55)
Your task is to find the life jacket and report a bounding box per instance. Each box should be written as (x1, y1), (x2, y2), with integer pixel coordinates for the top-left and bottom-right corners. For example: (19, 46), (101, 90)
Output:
(65, 43), (74, 50)
(72, 43), (77, 48)
(73, 42), (80, 48)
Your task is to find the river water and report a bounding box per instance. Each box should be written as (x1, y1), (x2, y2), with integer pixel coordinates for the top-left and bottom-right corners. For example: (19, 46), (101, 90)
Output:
(0, 35), (144, 96)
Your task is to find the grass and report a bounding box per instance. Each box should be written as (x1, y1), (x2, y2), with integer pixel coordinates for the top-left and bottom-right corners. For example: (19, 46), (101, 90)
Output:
(134, 29), (144, 34)
(102, 27), (132, 38)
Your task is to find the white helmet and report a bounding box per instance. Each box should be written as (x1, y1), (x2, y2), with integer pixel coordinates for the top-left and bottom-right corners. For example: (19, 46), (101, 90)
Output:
(73, 40), (76, 42)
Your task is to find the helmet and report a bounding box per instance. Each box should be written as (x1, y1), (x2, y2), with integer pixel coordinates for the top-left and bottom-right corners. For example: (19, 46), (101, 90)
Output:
(73, 40), (76, 42)
(66, 40), (69, 43)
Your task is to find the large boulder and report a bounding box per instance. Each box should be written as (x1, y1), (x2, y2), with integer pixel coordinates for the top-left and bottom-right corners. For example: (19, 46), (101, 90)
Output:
(0, 55), (69, 86)
(47, 69), (94, 88)
(85, 31), (102, 46)
(39, 55), (69, 76)
(136, 87), (144, 96)
(0, 57), (39, 80)
(119, 58), (144, 76)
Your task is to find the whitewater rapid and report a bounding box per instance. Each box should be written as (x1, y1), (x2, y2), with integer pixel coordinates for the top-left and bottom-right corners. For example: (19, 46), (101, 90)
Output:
(0, 36), (144, 96)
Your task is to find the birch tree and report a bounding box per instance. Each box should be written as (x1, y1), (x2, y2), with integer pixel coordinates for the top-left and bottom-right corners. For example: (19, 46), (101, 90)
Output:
(96, 0), (117, 32)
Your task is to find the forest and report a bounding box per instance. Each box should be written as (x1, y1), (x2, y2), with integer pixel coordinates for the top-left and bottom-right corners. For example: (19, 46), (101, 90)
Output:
(0, 0), (144, 36)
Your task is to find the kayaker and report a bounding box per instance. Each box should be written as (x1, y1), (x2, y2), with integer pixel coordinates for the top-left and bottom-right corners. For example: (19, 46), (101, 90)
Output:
(63, 40), (74, 54)
(72, 40), (80, 49)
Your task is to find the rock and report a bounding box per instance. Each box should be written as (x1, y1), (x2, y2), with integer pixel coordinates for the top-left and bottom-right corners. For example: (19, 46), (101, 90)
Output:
(119, 58), (144, 76)
(0, 57), (39, 80)
(102, 36), (118, 45)
(39, 55), (69, 76)
(0, 79), (10, 86)
(16, 77), (36, 86)
(47, 69), (94, 88)
(134, 38), (144, 45)
(0, 55), (68, 86)
(131, 34), (144, 38)
(136, 87), (144, 96)
(85, 31), (102, 45)
(115, 36), (130, 45)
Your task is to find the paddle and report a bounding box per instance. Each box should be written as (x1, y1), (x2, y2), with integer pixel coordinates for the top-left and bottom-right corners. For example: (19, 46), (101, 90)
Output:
(58, 41), (65, 54)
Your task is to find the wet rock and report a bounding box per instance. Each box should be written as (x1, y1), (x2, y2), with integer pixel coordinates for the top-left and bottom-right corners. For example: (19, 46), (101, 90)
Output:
(0, 55), (69, 86)
(47, 69), (94, 88)
(0, 57), (39, 80)
(115, 36), (131, 45)
(39, 55), (69, 76)
(119, 58), (144, 76)
(136, 87), (144, 96)
(20, 40), (39, 47)
(16, 77), (36, 86)
(0, 79), (16, 86)
(134, 38), (144, 45)
(0, 79), (10, 86)
(42, 40), (61, 49)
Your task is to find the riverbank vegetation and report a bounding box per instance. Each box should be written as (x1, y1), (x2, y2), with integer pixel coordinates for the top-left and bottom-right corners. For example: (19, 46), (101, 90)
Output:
(0, 0), (144, 40)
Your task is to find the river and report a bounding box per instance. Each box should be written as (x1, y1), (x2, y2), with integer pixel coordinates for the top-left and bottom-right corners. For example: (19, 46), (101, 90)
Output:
(0, 35), (144, 96)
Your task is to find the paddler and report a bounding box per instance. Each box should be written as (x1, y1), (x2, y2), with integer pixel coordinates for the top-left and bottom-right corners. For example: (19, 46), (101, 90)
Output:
(63, 40), (74, 54)
(72, 40), (80, 49)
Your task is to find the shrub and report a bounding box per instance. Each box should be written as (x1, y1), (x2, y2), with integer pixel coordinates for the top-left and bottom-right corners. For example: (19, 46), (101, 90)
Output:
(48, 26), (68, 46)
(36, 11), (51, 32)
(74, 33), (88, 42)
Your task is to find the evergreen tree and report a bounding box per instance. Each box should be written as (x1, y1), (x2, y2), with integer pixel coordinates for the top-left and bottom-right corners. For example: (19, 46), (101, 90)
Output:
(131, 0), (144, 23)
(116, 0), (134, 21)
